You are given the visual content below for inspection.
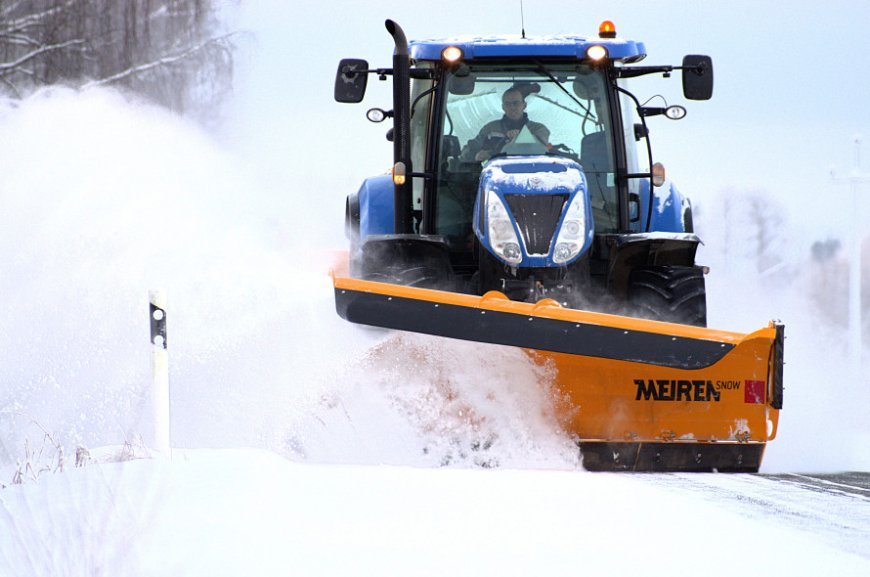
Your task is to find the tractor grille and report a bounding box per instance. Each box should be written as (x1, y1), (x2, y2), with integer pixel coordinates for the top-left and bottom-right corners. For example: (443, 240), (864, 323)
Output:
(504, 194), (568, 255)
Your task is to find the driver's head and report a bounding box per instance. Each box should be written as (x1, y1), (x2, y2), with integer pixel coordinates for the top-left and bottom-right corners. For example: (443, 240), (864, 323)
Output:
(501, 88), (526, 120)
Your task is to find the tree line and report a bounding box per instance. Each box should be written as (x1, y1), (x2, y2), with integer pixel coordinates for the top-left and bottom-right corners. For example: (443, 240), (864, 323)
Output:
(0, 0), (236, 119)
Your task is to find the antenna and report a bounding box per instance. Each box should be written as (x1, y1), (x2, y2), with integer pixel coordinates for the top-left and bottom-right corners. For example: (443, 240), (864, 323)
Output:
(520, 0), (526, 38)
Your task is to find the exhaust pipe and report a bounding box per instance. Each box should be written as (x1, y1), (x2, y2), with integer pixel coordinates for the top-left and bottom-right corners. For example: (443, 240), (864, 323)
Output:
(385, 19), (413, 235)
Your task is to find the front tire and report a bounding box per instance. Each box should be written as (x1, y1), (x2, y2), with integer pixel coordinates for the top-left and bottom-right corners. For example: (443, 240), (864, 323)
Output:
(359, 236), (455, 291)
(627, 266), (707, 327)
(362, 264), (449, 288)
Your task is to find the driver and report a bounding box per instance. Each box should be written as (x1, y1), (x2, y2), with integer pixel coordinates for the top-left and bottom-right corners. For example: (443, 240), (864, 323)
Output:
(460, 87), (550, 162)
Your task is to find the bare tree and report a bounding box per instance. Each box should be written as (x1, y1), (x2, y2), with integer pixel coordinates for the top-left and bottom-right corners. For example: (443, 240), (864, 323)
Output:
(0, 0), (237, 121)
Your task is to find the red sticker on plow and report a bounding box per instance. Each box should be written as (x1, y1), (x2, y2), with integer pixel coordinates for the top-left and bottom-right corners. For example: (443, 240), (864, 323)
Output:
(744, 380), (765, 404)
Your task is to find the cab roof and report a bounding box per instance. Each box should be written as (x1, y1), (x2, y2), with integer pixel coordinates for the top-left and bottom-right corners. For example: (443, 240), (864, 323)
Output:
(409, 35), (647, 62)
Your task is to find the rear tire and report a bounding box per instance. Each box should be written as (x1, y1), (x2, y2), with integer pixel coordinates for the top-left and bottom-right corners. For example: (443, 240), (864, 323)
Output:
(627, 266), (707, 327)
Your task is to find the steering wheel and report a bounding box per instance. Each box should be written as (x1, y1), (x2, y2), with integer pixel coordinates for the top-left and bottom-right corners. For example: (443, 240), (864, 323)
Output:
(548, 143), (580, 162)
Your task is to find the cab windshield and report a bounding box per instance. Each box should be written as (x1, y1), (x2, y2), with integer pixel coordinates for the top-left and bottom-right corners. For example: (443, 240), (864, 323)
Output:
(435, 63), (618, 250)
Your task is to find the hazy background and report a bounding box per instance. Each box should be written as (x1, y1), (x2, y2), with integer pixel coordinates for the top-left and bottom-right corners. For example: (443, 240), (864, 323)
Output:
(1, 0), (869, 477)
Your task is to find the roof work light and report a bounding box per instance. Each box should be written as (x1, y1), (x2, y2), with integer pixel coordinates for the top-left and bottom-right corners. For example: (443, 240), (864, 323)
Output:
(586, 45), (608, 61)
(441, 46), (463, 64)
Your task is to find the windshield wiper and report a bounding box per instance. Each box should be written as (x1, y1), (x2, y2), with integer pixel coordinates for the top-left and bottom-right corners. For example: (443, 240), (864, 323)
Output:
(532, 62), (592, 116)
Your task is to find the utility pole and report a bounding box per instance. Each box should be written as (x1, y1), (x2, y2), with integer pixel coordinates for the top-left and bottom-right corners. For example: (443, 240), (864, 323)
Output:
(831, 136), (870, 381)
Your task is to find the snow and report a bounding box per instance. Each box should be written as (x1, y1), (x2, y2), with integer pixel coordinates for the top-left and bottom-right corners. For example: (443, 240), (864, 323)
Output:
(2, 3), (870, 574)
(3, 450), (869, 577)
(488, 156), (585, 192)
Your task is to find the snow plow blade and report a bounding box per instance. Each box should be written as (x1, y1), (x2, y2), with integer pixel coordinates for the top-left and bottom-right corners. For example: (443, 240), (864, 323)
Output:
(333, 268), (784, 473)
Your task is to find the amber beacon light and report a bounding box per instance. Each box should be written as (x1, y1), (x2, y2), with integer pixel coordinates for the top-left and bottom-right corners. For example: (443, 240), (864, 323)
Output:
(598, 20), (617, 38)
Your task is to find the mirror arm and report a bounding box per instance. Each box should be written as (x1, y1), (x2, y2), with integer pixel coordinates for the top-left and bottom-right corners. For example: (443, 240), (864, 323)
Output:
(338, 66), (433, 80)
(617, 62), (707, 79)
(616, 65), (675, 79)
(408, 171), (435, 180)
(339, 66), (393, 78)
(639, 107), (665, 118)
(677, 62), (711, 75)
(410, 68), (436, 79)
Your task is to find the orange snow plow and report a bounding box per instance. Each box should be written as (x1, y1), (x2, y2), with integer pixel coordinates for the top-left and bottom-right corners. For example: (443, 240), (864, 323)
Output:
(333, 263), (783, 472)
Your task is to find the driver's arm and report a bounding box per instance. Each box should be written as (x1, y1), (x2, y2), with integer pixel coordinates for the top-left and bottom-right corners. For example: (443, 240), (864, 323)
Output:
(459, 136), (483, 161)
(460, 121), (500, 161)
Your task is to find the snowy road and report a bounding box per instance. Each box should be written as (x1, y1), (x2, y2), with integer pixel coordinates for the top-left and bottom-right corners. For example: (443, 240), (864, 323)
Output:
(651, 472), (870, 559)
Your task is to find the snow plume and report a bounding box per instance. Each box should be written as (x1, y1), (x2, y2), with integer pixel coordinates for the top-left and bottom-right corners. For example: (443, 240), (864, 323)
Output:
(285, 332), (581, 469)
(0, 90), (203, 459)
(0, 87), (578, 478)
(0, 87), (322, 471)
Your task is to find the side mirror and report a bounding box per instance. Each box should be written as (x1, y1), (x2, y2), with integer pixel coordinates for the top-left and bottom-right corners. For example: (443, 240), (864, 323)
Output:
(335, 58), (369, 103)
(682, 55), (713, 101)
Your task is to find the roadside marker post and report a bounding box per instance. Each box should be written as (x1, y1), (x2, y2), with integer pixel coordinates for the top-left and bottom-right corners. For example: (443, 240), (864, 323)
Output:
(149, 290), (171, 458)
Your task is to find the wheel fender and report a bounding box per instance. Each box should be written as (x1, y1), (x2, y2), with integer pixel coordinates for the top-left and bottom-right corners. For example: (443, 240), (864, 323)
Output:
(345, 193), (360, 240)
(640, 179), (692, 233)
(357, 174), (394, 238)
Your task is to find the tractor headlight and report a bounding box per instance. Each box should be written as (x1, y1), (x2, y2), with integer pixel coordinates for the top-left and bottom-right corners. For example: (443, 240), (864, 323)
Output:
(553, 243), (575, 263)
(564, 220), (581, 236)
(486, 188), (523, 265)
(553, 197), (586, 264)
(503, 242), (522, 262)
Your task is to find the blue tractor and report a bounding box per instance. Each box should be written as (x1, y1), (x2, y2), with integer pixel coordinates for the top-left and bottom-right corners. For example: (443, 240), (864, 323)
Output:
(331, 21), (785, 473)
(335, 20), (713, 326)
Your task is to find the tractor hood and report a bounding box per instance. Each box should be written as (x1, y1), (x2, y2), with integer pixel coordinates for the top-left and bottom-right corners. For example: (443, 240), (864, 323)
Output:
(474, 156), (594, 267)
